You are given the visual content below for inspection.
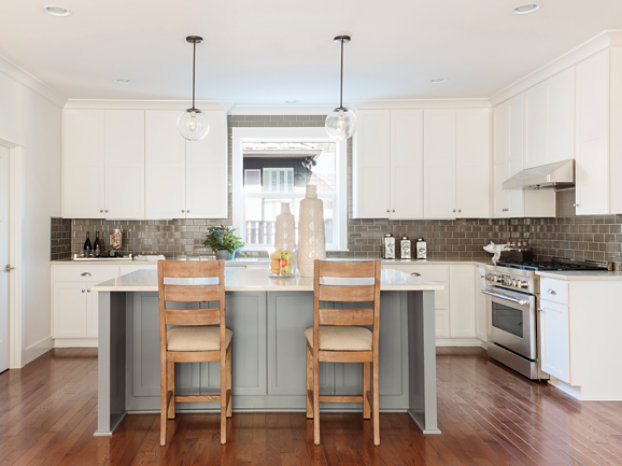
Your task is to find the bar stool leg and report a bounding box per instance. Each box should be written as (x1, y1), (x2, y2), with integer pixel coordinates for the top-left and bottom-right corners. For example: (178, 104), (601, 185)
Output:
(220, 352), (227, 445)
(160, 355), (168, 446)
(313, 353), (320, 445)
(363, 362), (371, 420)
(306, 344), (313, 419)
(167, 361), (176, 419)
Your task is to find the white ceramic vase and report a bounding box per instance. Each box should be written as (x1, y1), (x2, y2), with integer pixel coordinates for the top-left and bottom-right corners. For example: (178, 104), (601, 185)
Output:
(297, 185), (326, 277)
(275, 202), (296, 252)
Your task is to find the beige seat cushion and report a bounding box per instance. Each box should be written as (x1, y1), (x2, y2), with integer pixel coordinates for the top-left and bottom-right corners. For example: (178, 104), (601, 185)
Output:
(167, 326), (232, 352)
(304, 326), (372, 351)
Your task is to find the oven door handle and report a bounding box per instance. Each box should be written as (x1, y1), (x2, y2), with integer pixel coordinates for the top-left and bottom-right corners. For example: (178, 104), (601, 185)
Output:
(481, 289), (531, 306)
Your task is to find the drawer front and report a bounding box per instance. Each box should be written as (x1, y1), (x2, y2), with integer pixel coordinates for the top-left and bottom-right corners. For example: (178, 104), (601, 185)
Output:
(53, 264), (119, 283)
(540, 278), (568, 304)
(383, 264), (449, 308)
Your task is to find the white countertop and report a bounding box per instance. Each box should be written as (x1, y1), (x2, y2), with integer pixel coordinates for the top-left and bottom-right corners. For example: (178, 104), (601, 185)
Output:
(92, 268), (445, 292)
(536, 270), (622, 281)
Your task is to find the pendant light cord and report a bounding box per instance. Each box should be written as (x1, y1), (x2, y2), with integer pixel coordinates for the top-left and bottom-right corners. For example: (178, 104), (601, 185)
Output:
(339, 39), (344, 110)
(191, 40), (196, 111)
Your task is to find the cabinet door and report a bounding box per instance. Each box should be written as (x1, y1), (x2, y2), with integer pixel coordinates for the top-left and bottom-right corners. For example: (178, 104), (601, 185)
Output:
(104, 110), (145, 219)
(547, 68), (575, 164)
(576, 50), (610, 215)
(524, 82), (548, 169)
(507, 96), (526, 217)
(449, 265), (476, 338)
(145, 111), (186, 219)
(62, 109), (105, 218)
(540, 299), (570, 383)
(390, 110), (423, 219)
(352, 110), (391, 218)
(455, 109), (491, 218)
(423, 110), (456, 219)
(53, 282), (87, 338)
(493, 103), (511, 217)
(85, 287), (98, 338)
(185, 111), (228, 219)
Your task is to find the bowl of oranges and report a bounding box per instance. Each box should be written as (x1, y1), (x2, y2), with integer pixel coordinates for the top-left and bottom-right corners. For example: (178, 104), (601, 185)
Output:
(269, 249), (295, 278)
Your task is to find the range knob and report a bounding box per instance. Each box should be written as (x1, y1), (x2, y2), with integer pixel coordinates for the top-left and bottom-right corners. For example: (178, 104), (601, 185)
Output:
(520, 281), (529, 289)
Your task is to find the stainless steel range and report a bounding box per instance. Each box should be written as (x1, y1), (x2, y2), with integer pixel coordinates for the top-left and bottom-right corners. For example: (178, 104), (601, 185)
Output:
(482, 259), (608, 380)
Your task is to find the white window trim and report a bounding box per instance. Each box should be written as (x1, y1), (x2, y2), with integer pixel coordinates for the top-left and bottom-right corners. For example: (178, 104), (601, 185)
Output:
(232, 127), (348, 252)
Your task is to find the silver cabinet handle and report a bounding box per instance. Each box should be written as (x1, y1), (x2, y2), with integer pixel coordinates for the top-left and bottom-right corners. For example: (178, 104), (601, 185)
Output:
(386, 209), (390, 213)
(458, 209), (462, 213)
(105, 209), (109, 213)
(391, 209), (395, 213)
(547, 289), (557, 295)
(573, 203), (580, 207)
(3, 264), (15, 272)
(502, 208), (509, 212)
(86, 289), (91, 293)
(186, 210), (190, 213)
(411, 272), (421, 277)
(452, 209), (456, 213)
(181, 209), (185, 213)
(81, 272), (92, 277)
(81, 289), (86, 293)
(99, 209), (104, 213)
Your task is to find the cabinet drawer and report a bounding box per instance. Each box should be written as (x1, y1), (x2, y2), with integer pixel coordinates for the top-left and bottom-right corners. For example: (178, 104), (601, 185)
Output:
(53, 265), (119, 283)
(540, 278), (568, 304)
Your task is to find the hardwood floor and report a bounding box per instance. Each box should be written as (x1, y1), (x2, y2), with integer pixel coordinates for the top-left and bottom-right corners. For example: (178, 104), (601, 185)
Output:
(1, 347), (621, 465)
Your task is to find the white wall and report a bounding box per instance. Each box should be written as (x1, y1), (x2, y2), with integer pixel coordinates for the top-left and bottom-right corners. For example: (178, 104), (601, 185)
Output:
(0, 60), (62, 366)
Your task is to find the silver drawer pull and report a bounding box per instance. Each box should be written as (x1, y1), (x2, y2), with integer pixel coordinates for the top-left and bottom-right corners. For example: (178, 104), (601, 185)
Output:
(410, 272), (421, 277)
(481, 289), (530, 306)
(547, 289), (557, 295)
(87, 289), (91, 293)
(81, 272), (92, 277)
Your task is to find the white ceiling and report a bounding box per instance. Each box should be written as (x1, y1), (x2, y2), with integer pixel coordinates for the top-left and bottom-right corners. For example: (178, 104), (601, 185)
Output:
(1, 0), (622, 105)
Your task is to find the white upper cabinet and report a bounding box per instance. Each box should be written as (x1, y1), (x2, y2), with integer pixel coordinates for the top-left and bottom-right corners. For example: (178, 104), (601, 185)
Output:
(423, 110), (456, 219)
(423, 109), (491, 219)
(145, 110), (228, 219)
(455, 109), (491, 218)
(62, 110), (106, 218)
(185, 111), (228, 219)
(353, 109), (423, 219)
(525, 67), (575, 168)
(104, 110), (145, 219)
(145, 111), (186, 219)
(575, 50), (610, 215)
(62, 109), (145, 219)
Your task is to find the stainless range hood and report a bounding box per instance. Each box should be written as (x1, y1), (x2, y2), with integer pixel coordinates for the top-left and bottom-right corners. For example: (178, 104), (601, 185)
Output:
(502, 159), (575, 190)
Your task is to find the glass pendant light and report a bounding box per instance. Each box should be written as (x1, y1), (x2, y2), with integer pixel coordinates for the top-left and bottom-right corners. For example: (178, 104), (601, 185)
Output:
(325, 35), (357, 141)
(177, 35), (210, 141)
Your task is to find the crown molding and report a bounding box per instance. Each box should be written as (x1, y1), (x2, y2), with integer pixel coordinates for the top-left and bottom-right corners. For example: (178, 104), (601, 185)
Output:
(63, 99), (233, 111)
(0, 55), (65, 108)
(351, 98), (491, 110)
(228, 104), (333, 115)
(491, 29), (622, 106)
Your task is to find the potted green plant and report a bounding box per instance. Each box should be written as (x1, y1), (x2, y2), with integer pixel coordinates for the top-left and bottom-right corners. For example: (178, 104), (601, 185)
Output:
(204, 225), (245, 260)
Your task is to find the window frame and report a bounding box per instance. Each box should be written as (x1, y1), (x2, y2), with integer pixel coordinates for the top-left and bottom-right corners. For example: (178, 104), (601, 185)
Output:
(232, 127), (348, 252)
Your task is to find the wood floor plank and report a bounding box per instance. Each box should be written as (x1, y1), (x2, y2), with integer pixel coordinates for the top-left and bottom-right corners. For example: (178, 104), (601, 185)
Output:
(2, 348), (622, 465)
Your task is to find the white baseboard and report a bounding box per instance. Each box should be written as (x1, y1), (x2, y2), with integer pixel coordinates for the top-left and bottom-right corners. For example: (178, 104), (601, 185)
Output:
(547, 377), (582, 400)
(54, 338), (98, 348)
(21, 336), (54, 367)
(435, 338), (482, 347)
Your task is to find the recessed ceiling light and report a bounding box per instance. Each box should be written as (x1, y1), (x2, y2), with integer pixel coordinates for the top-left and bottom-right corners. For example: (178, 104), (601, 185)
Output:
(430, 77), (447, 84)
(512, 3), (541, 14)
(114, 78), (131, 84)
(43, 5), (72, 16)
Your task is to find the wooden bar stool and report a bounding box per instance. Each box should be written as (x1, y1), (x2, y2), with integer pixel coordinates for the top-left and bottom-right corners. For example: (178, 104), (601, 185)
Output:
(304, 259), (382, 446)
(158, 260), (232, 446)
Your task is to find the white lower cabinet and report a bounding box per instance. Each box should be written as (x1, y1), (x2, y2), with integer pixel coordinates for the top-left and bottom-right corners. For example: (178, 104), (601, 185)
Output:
(539, 298), (570, 382)
(382, 263), (479, 345)
(52, 265), (119, 345)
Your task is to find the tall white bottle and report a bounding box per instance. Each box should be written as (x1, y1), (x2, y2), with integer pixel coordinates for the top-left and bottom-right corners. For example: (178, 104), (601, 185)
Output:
(297, 184), (326, 277)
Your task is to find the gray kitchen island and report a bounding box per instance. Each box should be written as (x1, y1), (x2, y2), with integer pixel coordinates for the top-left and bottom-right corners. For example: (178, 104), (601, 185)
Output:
(92, 267), (443, 437)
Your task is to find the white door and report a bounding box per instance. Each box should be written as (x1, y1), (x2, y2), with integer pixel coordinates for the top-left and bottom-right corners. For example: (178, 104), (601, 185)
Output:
(0, 146), (10, 372)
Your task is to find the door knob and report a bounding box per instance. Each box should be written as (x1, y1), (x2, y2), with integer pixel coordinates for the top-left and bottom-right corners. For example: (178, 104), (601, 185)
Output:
(3, 264), (15, 272)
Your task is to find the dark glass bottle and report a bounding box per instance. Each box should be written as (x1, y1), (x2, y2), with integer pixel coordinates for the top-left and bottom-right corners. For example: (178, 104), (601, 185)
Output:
(83, 232), (92, 257)
(94, 231), (102, 257)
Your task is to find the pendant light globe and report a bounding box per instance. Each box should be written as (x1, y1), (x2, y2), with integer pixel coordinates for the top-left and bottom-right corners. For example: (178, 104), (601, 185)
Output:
(325, 35), (356, 141)
(325, 107), (357, 141)
(177, 35), (210, 141)
(178, 108), (210, 141)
